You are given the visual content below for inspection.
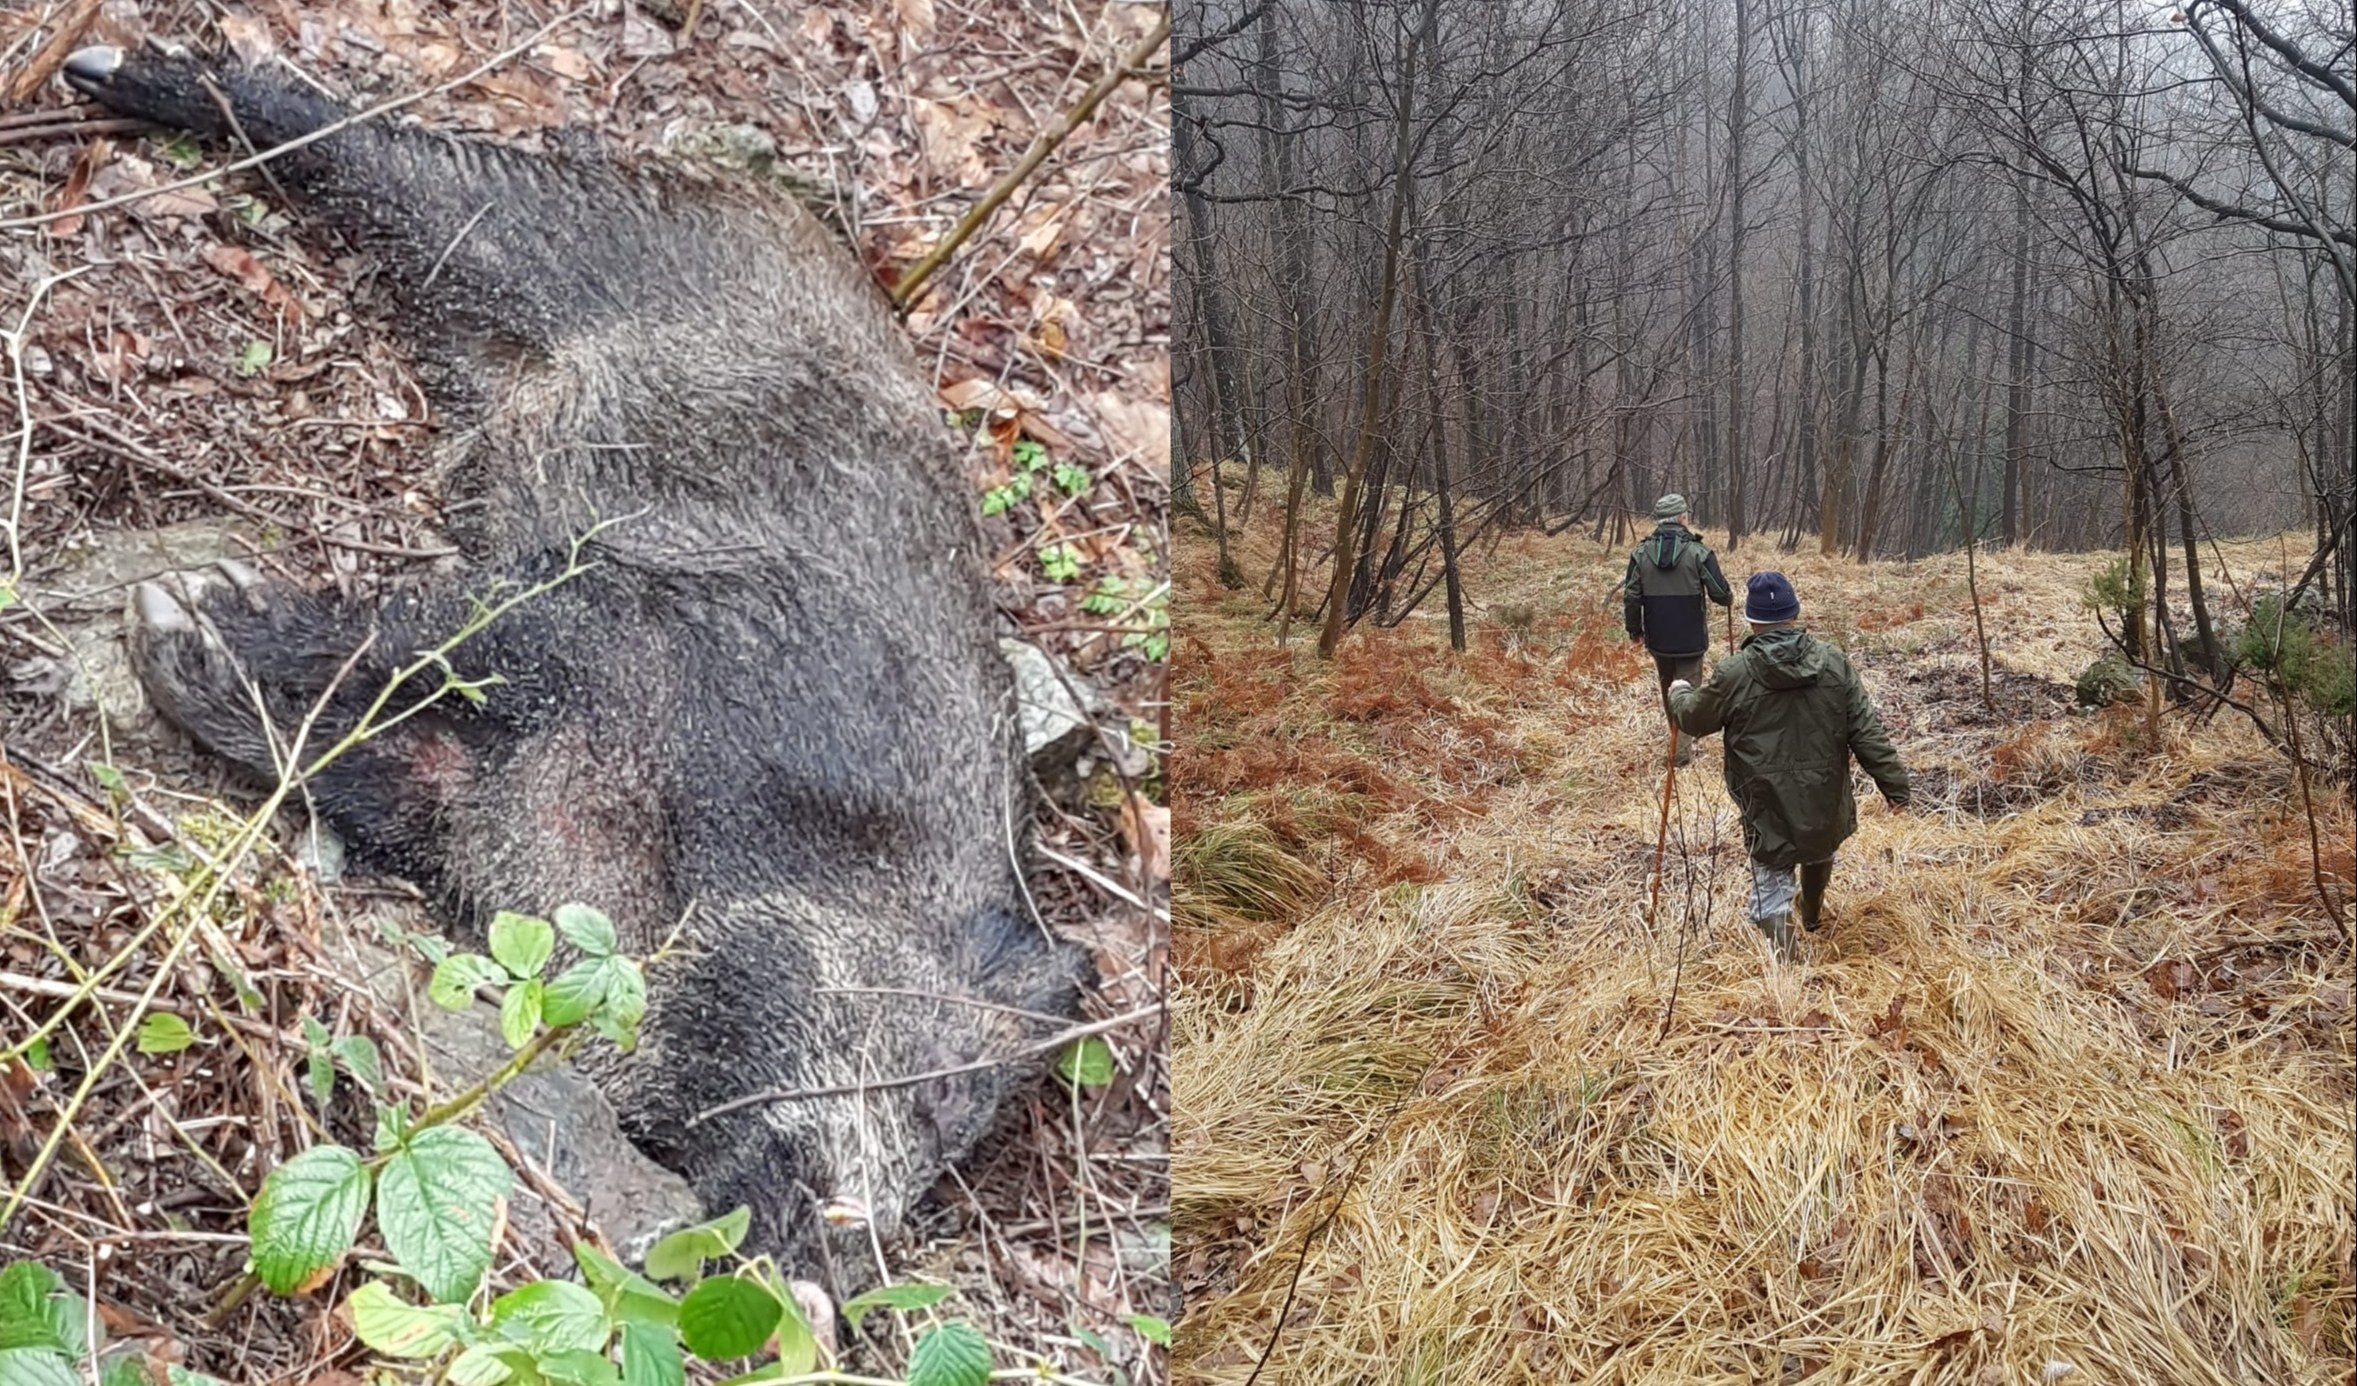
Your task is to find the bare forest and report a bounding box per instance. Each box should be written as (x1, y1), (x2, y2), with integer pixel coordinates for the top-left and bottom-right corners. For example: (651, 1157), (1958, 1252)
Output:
(1173, 0), (2352, 670)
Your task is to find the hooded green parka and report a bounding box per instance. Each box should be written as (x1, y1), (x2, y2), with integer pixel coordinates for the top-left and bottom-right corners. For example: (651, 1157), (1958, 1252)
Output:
(1669, 627), (1911, 867)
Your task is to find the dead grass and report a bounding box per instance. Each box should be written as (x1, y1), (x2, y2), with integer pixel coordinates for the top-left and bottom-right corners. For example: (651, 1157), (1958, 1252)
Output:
(1172, 504), (2353, 1383)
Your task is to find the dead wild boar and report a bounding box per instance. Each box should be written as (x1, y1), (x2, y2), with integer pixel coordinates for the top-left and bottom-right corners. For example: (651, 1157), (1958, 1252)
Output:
(64, 42), (1082, 1288)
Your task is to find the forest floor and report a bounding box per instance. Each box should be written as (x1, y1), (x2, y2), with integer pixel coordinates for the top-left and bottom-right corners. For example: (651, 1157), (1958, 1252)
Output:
(0, 1), (1168, 1383)
(1171, 496), (2353, 1384)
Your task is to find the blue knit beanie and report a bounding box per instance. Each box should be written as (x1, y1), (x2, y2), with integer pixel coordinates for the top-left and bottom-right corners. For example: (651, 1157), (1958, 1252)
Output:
(1745, 571), (1801, 624)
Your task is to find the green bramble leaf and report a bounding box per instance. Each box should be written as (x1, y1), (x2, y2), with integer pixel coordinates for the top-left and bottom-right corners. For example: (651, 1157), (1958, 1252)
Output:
(906, 1321), (991, 1386)
(676, 1278), (781, 1361)
(345, 1282), (469, 1358)
(136, 1013), (197, 1055)
(618, 1322), (684, 1386)
(376, 1126), (511, 1304)
(838, 1282), (955, 1335)
(237, 340), (273, 376)
(487, 1280), (607, 1356)
(248, 1145), (371, 1294)
(592, 959), (647, 1051)
(0, 1349), (80, 1386)
(553, 903), (619, 957)
(1129, 1313), (1171, 1346)
(445, 1343), (514, 1386)
(430, 954), (507, 1011)
(488, 912), (555, 980)
(641, 1207), (752, 1283)
(332, 1035), (383, 1096)
(499, 981), (544, 1051)
(541, 958), (611, 1030)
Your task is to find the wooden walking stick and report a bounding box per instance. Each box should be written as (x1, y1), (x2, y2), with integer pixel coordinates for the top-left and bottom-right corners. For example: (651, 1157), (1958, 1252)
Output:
(1726, 599), (1736, 653)
(1650, 716), (1693, 1040)
(1646, 723), (1680, 931)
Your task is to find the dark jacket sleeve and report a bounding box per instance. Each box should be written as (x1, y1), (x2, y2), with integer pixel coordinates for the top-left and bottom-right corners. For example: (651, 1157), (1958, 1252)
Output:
(1845, 666), (1911, 804)
(1701, 550), (1733, 607)
(1623, 555), (1644, 640)
(1671, 658), (1735, 737)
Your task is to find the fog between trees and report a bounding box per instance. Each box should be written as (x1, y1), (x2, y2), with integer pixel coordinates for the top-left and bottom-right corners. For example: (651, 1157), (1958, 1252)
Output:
(1173, 0), (2352, 662)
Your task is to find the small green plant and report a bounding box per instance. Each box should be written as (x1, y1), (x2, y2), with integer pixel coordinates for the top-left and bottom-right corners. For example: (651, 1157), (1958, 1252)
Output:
(982, 438), (1056, 517)
(0, 1260), (231, 1386)
(236, 340), (273, 376)
(2234, 593), (2354, 717)
(240, 904), (646, 1312)
(1081, 575), (1168, 661)
(1039, 544), (1083, 583)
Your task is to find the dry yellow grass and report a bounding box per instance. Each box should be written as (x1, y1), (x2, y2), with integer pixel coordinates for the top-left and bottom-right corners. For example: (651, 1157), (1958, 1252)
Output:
(1172, 508), (2353, 1384)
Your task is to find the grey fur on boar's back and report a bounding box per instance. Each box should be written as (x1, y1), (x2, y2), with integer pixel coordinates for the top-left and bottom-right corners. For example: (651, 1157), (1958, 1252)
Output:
(65, 44), (1082, 1287)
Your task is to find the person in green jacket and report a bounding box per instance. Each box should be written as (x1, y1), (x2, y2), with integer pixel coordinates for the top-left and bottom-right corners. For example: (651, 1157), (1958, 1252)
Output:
(1623, 494), (1733, 766)
(1669, 571), (1911, 961)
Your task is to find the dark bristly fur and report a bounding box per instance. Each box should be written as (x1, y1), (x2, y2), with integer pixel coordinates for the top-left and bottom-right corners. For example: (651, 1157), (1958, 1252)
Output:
(67, 46), (1082, 1287)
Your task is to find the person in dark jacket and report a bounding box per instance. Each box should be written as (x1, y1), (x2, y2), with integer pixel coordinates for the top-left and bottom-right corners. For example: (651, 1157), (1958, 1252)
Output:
(1669, 572), (1911, 961)
(1624, 494), (1733, 765)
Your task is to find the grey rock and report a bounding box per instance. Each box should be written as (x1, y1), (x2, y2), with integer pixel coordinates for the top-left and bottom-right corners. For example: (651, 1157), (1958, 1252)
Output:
(327, 914), (707, 1263)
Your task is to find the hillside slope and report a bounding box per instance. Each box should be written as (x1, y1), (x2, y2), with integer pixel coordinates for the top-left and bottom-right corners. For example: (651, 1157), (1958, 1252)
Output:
(1171, 507), (2353, 1384)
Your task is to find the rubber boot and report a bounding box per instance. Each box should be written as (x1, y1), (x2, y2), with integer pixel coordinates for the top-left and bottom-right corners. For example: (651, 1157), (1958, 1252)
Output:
(1798, 861), (1833, 932)
(1755, 910), (1800, 963)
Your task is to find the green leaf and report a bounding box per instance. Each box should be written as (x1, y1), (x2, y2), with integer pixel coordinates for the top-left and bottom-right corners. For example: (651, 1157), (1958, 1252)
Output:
(87, 763), (126, 794)
(488, 1281), (608, 1356)
(0, 1348), (80, 1386)
(345, 1283), (469, 1358)
(1054, 462), (1093, 496)
(1056, 1036), (1115, 1088)
(618, 1324), (684, 1386)
(553, 903), (618, 958)
(304, 1053), (335, 1114)
(641, 1207), (752, 1282)
(499, 981), (544, 1051)
(446, 1343), (515, 1386)
(430, 954), (508, 1011)
(0, 1262), (61, 1325)
(98, 1350), (152, 1386)
(488, 913), (555, 980)
(248, 1145), (371, 1294)
(374, 1102), (412, 1154)
(1013, 438), (1047, 472)
(135, 1013), (196, 1055)
(573, 1245), (679, 1328)
(541, 959), (611, 1030)
(1128, 1313), (1170, 1346)
(771, 1283), (816, 1378)
(332, 1036), (383, 1095)
(236, 340), (273, 376)
(20, 1040), (49, 1073)
(376, 1126), (512, 1304)
(592, 960), (646, 1050)
(839, 1282), (955, 1335)
(675, 1278), (782, 1361)
(906, 1321), (991, 1386)
(162, 1368), (229, 1386)
(538, 1351), (620, 1386)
